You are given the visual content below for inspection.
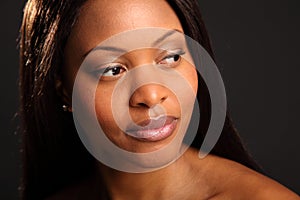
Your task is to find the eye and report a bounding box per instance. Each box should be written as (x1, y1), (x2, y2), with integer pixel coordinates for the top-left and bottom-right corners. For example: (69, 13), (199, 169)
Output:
(93, 63), (127, 80)
(103, 64), (127, 76)
(157, 49), (185, 67)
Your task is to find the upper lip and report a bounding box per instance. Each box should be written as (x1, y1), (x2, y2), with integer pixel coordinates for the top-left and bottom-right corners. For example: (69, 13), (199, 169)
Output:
(126, 115), (178, 132)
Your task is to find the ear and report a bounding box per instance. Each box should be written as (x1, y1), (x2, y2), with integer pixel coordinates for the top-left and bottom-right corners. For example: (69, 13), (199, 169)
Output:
(55, 77), (73, 112)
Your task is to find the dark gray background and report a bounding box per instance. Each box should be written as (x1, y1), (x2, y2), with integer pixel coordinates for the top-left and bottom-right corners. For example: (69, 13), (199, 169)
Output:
(0, 0), (299, 199)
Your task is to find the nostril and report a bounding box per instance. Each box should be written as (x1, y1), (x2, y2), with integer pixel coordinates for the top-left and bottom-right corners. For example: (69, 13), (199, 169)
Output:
(135, 95), (167, 108)
(137, 102), (149, 108)
(129, 85), (169, 108)
(160, 96), (167, 103)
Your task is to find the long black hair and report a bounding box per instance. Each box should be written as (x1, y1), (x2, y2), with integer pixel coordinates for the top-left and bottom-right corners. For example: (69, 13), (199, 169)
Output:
(19, 0), (261, 199)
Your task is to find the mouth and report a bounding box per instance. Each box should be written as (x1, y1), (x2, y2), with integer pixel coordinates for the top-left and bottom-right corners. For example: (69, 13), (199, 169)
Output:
(125, 116), (178, 142)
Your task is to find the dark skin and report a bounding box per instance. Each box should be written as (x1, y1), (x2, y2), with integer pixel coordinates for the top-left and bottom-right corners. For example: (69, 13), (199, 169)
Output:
(50, 0), (300, 199)
(48, 150), (299, 199)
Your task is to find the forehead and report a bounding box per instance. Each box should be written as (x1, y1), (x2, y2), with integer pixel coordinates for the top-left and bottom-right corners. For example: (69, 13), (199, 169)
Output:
(67, 0), (183, 56)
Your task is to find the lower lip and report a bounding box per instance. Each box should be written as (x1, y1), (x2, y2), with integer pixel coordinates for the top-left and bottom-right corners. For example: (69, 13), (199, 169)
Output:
(127, 119), (178, 142)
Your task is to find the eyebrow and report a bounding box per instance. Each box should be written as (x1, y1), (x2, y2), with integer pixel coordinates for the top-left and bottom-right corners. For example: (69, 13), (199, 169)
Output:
(151, 29), (183, 46)
(83, 46), (127, 58)
(82, 29), (183, 58)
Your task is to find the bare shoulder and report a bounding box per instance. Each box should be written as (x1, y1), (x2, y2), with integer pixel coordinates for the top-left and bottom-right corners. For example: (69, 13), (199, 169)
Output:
(206, 155), (300, 200)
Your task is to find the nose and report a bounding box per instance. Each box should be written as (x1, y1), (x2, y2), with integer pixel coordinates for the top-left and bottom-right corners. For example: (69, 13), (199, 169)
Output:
(129, 84), (168, 108)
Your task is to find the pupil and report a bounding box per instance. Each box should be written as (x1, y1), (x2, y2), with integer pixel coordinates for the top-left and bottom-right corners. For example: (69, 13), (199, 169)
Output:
(112, 67), (120, 75)
(174, 54), (180, 61)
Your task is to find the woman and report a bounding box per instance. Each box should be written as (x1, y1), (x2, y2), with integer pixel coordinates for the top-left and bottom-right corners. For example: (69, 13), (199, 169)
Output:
(19, 0), (299, 199)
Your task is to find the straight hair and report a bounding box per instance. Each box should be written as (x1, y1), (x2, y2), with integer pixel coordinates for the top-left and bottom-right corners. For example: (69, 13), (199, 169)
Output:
(19, 0), (261, 199)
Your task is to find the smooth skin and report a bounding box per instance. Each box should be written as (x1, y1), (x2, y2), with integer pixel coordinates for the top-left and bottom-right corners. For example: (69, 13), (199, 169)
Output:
(52, 0), (300, 199)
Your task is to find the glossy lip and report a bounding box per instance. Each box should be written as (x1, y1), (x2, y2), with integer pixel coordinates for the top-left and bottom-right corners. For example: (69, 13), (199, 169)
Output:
(126, 116), (178, 142)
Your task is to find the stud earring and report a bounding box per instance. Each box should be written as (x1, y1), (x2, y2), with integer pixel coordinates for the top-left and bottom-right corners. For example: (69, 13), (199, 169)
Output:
(62, 104), (72, 112)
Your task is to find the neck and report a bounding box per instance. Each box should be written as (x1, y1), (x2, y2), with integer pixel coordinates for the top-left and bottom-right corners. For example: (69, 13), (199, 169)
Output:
(96, 149), (210, 200)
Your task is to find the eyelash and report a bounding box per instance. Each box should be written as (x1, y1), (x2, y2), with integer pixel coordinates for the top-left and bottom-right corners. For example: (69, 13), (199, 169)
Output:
(157, 49), (185, 67)
(93, 63), (128, 80)
(102, 64), (127, 77)
(93, 49), (185, 79)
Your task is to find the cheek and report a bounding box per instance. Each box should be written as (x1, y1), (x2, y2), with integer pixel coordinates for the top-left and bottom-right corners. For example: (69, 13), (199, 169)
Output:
(189, 68), (198, 94)
(94, 84), (116, 130)
(178, 62), (198, 95)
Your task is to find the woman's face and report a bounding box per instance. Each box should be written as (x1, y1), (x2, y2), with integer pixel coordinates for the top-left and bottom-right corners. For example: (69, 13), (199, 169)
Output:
(63, 0), (198, 155)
